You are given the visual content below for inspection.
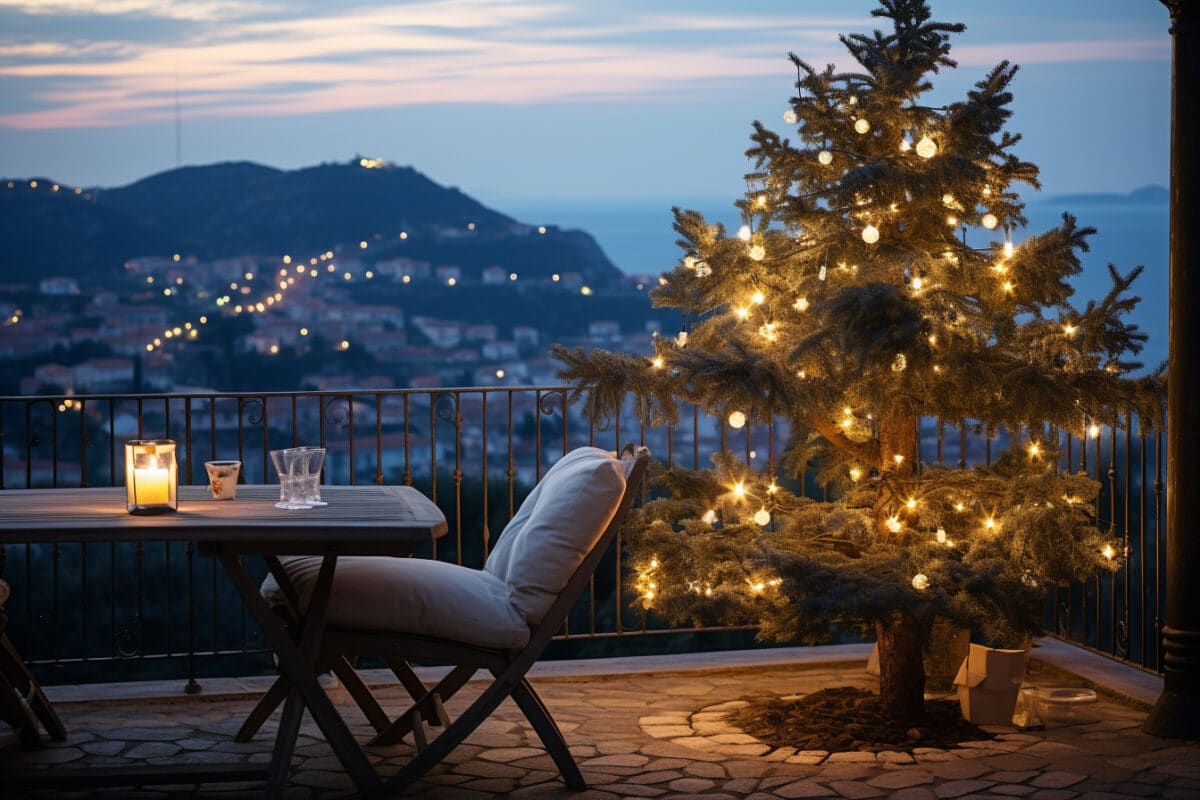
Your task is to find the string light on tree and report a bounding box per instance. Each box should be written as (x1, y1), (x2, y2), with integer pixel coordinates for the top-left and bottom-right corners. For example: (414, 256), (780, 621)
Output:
(754, 508), (772, 526)
(862, 225), (880, 244)
(728, 410), (747, 429)
(915, 135), (937, 158)
(818, 150), (834, 165)
(854, 118), (871, 134)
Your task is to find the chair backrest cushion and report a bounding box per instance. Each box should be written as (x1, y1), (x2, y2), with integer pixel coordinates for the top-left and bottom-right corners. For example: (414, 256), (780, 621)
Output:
(485, 447), (626, 626)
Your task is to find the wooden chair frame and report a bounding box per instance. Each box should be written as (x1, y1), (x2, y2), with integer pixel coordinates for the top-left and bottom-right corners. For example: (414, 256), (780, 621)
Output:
(0, 579), (66, 749)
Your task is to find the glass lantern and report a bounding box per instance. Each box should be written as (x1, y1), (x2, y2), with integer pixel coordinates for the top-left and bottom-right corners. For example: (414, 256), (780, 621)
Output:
(125, 439), (178, 515)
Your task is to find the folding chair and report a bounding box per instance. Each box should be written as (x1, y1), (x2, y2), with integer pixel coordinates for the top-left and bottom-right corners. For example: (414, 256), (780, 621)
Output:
(261, 445), (647, 793)
(0, 579), (66, 749)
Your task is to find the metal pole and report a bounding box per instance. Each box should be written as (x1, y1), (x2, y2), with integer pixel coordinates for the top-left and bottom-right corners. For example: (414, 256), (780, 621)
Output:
(1145, 0), (1200, 739)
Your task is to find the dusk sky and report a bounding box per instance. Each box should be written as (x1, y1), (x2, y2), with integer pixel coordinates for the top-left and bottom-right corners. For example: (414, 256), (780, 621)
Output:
(0, 0), (1171, 206)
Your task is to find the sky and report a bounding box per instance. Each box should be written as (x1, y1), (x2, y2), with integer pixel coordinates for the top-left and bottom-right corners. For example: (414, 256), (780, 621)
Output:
(0, 0), (1172, 206)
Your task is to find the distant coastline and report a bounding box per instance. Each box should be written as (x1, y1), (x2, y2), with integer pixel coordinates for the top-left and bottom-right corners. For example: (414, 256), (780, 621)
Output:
(1040, 184), (1168, 206)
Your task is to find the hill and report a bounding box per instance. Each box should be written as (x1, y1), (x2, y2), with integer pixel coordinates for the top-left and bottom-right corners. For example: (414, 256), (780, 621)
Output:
(0, 159), (621, 284)
(1042, 184), (1168, 206)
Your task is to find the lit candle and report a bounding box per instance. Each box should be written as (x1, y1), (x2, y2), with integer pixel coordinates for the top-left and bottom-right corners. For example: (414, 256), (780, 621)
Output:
(136, 467), (170, 505)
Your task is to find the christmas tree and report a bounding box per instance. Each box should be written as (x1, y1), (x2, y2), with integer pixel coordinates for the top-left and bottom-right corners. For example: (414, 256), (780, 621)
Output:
(556, 0), (1163, 722)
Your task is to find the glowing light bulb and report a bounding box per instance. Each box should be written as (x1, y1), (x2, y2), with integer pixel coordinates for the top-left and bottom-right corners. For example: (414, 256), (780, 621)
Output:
(732, 481), (746, 499)
(985, 517), (997, 530)
(767, 482), (778, 494)
(728, 411), (747, 429)
(899, 139), (911, 152)
(1028, 442), (1041, 458)
(702, 509), (717, 525)
(1064, 324), (1076, 337)
(794, 296), (809, 312)
(736, 307), (750, 320)
(737, 225), (752, 241)
(754, 508), (772, 526)
(854, 118), (870, 134)
(912, 574), (929, 591)
(652, 356), (665, 369)
(1089, 423), (1101, 439)
(936, 527), (947, 544)
(916, 136), (937, 158)
(818, 150), (833, 165)
(947, 215), (958, 227)
(942, 194), (956, 207)
(818, 265), (828, 281)
(886, 515), (903, 533)
(751, 290), (765, 305)
(1003, 239), (1014, 258)
(755, 194), (767, 208)
(783, 109), (798, 124)
(955, 502), (965, 512)
(861, 225), (880, 244)
(911, 275), (923, 290)
(1103, 544), (1116, 560)
(650, 558), (659, 568)
(894, 454), (905, 466)
(849, 467), (862, 482)
(906, 498), (917, 510)
(1003, 281), (1014, 293)
(982, 213), (999, 230)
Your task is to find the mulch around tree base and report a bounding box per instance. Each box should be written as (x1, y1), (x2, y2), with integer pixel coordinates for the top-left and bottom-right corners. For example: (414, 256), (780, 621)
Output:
(725, 686), (993, 753)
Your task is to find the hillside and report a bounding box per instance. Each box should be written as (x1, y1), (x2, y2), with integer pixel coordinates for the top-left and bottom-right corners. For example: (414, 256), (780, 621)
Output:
(0, 159), (621, 284)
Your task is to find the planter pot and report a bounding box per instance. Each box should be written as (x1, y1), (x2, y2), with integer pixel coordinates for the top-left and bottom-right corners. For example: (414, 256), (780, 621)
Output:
(953, 642), (1027, 725)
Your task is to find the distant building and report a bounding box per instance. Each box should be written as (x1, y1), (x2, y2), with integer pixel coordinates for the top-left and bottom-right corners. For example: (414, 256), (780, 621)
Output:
(588, 320), (621, 342)
(463, 324), (497, 343)
(73, 358), (135, 392)
(512, 326), (539, 347)
(411, 317), (462, 349)
(481, 266), (508, 285)
(39, 276), (80, 296)
(481, 340), (519, 361)
(33, 363), (74, 391)
(374, 257), (431, 281)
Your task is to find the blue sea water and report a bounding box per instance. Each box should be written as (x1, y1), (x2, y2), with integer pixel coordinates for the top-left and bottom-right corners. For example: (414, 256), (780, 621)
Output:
(500, 196), (1169, 372)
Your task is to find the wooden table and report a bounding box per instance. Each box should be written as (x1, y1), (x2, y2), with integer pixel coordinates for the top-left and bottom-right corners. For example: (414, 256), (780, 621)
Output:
(0, 484), (448, 798)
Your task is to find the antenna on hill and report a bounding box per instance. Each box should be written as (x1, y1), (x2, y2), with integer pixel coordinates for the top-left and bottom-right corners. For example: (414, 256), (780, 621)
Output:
(174, 58), (182, 168)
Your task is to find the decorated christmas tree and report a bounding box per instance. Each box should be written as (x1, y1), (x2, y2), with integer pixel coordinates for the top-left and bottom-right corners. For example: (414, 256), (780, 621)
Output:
(556, 0), (1162, 722)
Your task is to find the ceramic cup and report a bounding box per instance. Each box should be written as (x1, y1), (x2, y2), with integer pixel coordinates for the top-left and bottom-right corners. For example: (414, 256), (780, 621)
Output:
(204, 460), (241, 500)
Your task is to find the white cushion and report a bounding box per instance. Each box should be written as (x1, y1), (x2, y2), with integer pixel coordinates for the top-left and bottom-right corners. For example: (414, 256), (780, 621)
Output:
(485, 447), (626, 626)
(261, 555), (531, 650)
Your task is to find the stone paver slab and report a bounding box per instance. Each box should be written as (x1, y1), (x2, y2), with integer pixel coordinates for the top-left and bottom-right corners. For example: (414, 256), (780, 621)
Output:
(867, 769), (934, 789)
(1031, 770), (1088, 788)
(828, 779), (888, 798)
(774, 779), (840, 798)
(933, 779), (996, 798)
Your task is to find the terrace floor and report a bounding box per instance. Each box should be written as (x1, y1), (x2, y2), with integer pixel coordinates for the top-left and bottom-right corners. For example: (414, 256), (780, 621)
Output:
(1, 641), (1195, 799)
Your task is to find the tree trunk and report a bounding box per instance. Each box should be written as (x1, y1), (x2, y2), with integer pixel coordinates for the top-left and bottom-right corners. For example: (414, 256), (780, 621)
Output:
(877, 410), (917, 477)
(875, 611), (926, 722)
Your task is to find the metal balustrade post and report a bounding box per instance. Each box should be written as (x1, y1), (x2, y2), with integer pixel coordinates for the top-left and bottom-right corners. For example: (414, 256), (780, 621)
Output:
(1146, 0), (1200, 739)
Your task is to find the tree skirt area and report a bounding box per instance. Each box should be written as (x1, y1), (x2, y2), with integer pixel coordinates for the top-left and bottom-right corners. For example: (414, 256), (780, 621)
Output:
(725, 687), (992, 753)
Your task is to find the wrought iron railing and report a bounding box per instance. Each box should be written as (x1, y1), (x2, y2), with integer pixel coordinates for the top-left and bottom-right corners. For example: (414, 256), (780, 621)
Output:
(0, 388), (1163, 688)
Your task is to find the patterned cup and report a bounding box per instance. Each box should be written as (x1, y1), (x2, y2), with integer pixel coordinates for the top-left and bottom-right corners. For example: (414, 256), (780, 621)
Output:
(204, 460), (241, 500)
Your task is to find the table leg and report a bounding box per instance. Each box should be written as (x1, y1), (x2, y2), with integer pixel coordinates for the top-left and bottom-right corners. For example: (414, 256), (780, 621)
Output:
(215, 550), (383, 798)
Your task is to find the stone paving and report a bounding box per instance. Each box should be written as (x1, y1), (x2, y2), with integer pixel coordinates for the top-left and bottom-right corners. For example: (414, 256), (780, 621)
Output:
(2, 656), (1198, 799)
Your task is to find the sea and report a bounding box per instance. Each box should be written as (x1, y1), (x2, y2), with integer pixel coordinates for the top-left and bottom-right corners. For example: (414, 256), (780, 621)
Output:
(499, 196), (1169, 373)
